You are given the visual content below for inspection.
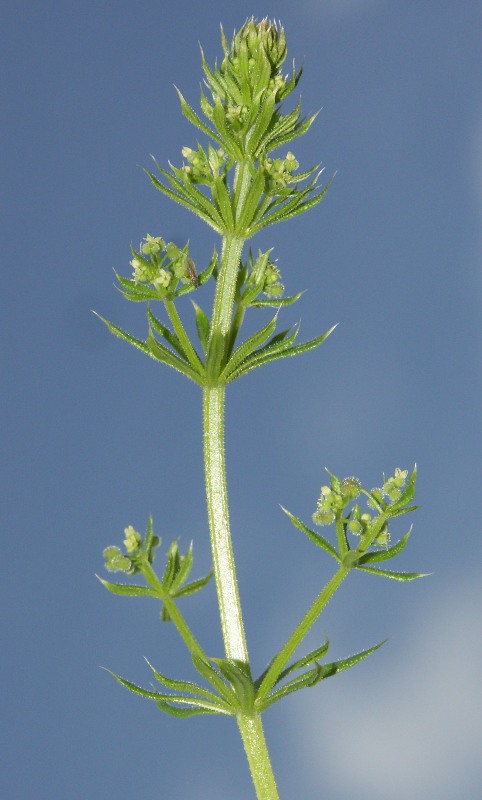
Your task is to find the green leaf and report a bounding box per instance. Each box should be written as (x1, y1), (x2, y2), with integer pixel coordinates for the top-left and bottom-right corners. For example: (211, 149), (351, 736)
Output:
(192, 302), (211, 353)
(250, 291), (304, 308)
(281, 507), (340, 562)
(156, 698), (231, 717)
(144, 168), (223, 233)
(104, 670), (165, 700)
(211, 175), (234, 230)
(169, 542), (194, 592)
(175, 87), (222, 145)
(143, 516), (158, 562)
(246, 89), (277, 156)
(192, 655), (237, 705)
(174, 571), (213, 597)
(145, 658), (222, 703)
(259, 664), (325, 709)
(249, 177), (332, 235)
(211, 658), (255, 712)
(276, 638), (331, 684)
(357, 527), (413, 565)
(319, 640), (387, 678)
(234, 167), (266, 233)
(212, 99), (244, 160)
(356, 565), (429, 581)
(147, 328), (204, 385)
(220, 314), (278, 381)
(93, 313), (151, 357)
(97, 576), (160, 598)
(227, 324), (337, 382)
(147, 308), (187, 359)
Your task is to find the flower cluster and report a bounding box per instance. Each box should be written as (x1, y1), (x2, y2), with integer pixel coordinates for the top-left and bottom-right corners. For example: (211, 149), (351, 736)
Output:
(238, 249), (284, 302)
(103, 524), (159, 575)
(312, 475), (361, 526)
(129, 236), (198, 296)
(181, 144), (228, 185)
(312, 468), (411, 548)
(263, 152), (299, 192)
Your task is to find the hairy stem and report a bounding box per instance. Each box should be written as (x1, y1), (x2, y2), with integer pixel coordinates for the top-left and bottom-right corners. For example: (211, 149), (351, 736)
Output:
(202, 214), (280, 798)
(203, 383), (248, 661)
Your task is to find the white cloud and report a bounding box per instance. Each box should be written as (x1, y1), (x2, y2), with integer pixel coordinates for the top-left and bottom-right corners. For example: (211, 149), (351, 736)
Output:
(290, 580), (482, 798)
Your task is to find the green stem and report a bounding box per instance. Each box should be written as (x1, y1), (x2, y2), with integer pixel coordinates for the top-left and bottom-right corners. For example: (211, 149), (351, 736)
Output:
(237, 715), (281, 800)
(203, 384), (280, 799)
(257, 564), (350, 701)
(202, 218), (280, 797)
(141, 560), (206, 660)
(203, 384), (248, 660)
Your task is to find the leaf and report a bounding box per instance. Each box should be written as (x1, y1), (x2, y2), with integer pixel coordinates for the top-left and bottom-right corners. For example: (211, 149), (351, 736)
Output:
(357, 527), (413, 565)
(211, 175), (234, 230)
(280, 507), (340, 562)
(220, 314), (278, 381)
(276, 638), (331, 684)
(234, 167), (266, 233)
(246, 89), (277, 156)
(211, 658), (255, 712)
(147, 328), (204, 385)
(192, 302), (211, 353)
(174, 571), (213, 597)
(227, 324), (337, 382)
(318, 640), (387, 678)
(156, 698), (231, 717)
(175, 87), (222, 145)
(250, 291), (304, 308)
(93, 313), (151, 356)
(144, 168), (223, 233)
(96, 576), (160, 598)
(356, 565), (430, 581)
(147, 308), (187, 359)
(191, 655), (237, 705)
(259, 664), (325, 709)
(169, 542), (194, 592)
(145, 658), (222, 702)
(249, 177), (333, 236)
(156, 700), (207, 717)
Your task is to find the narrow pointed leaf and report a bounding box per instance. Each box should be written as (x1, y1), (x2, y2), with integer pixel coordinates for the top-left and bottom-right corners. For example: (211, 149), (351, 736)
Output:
(192, 655), (237, 705)
(145, 659), (222, 702)
(235, 167), (266, 232)
(147, 329), (204, 385)
(276, 638), (331, 684)
(175, 87), (222, 145)
(97, 577), (160, 598)
(251, 291), (304, 308)
(356, 565), (429, 581)
(94, 313), (151, 356)
(211, 175), (234, 229)
(156, 698), (231, 717)
(220, 314), (278, 380)
(175, 571), (213, 597)
(246, 89), (277, 156)
(147, 308), (186, 359)
(281, 507), (340, 561)
(144, 169), (223, 233)
(169, 543), (194, 592)
(357, 528), (413, 565)
(192, 302), (210, 353)
(260, 664), (324, 709)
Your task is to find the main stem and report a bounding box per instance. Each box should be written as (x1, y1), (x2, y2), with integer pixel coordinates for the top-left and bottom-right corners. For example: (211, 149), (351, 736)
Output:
(203, 218), (280, 799)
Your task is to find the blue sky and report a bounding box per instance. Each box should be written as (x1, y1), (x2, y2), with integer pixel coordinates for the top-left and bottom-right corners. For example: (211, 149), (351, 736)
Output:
(2, 1), (482, 798)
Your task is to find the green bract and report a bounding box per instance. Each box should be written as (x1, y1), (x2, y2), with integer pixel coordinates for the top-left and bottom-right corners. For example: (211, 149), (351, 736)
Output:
(98, 19), (425, 800)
